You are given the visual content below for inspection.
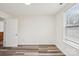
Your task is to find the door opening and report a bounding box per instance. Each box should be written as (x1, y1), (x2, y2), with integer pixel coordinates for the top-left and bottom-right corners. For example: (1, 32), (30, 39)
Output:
(0, 18), (4, 48)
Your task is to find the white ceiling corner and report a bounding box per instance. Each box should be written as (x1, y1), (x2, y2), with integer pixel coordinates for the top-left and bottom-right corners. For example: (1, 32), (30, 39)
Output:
(0, 3), (67, 17)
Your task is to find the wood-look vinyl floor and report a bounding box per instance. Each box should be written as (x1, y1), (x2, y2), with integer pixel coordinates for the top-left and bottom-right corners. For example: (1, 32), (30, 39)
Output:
(0, 45), (65, 56)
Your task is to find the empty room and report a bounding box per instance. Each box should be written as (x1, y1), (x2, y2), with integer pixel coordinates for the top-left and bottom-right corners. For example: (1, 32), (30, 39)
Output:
(0, 3), (79, 56)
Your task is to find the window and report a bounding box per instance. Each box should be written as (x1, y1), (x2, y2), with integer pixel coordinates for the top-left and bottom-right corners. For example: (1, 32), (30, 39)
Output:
(64, 4), (79, 49)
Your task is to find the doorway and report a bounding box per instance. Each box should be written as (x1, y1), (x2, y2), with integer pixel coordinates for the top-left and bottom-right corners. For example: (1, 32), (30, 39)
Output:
(0, 18), (4, 47)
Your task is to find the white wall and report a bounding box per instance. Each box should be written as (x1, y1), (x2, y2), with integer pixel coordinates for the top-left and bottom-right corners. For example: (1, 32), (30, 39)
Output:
(18, 16), (56, 45)
(0, 10), (18, 47)
(0, 21), (4, 32)
(56, 4), (79, 56)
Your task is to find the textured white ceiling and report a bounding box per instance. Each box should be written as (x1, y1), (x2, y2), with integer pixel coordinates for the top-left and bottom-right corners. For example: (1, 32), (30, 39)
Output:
(0, 3), (66, 17)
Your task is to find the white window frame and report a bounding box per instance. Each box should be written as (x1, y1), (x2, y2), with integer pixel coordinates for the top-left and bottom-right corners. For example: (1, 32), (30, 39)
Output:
(63, 3), (79, 49)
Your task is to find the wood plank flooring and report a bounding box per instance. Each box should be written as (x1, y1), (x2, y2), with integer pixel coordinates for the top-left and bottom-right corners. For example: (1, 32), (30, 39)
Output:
(0, 45), (65, 56)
